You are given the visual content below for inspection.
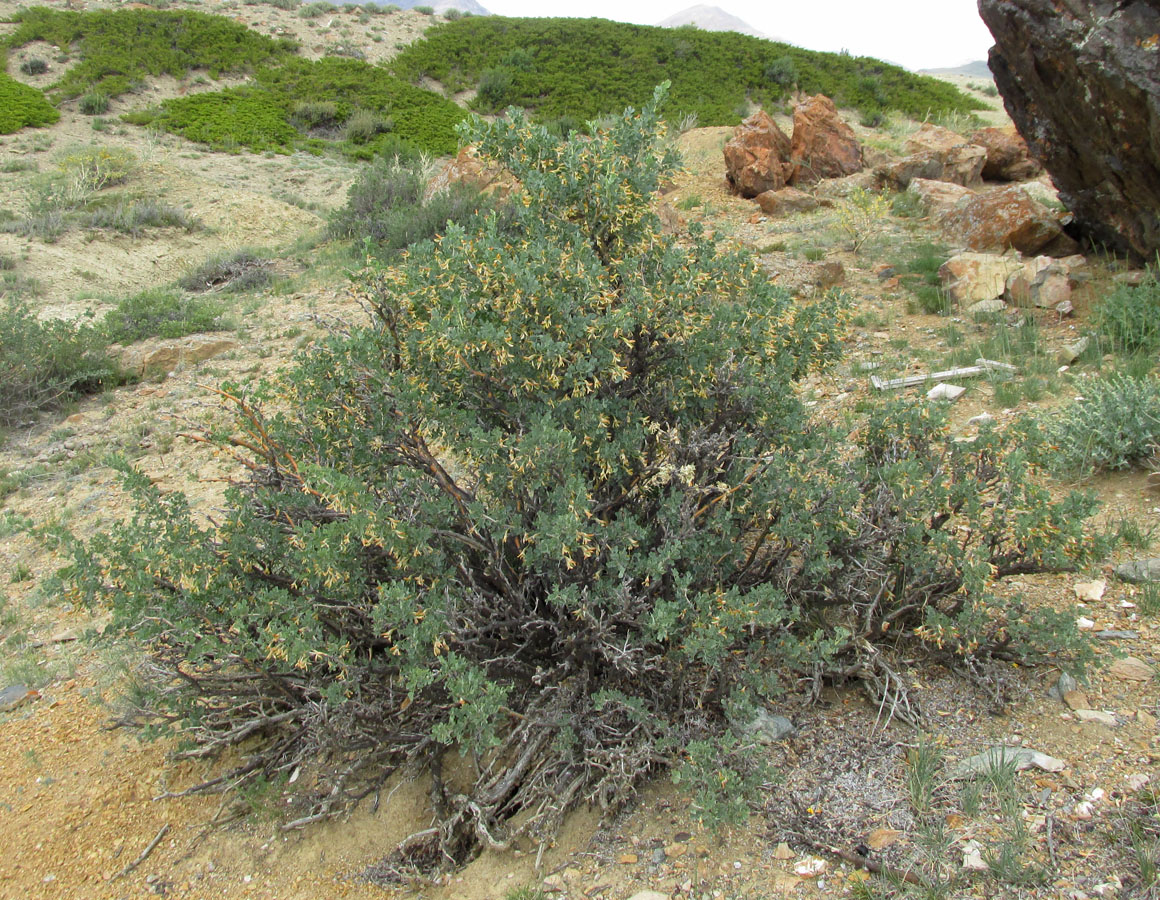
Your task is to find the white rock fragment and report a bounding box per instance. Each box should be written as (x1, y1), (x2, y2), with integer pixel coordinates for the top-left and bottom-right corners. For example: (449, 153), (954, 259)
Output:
(794, 857), (827, 878)
(1076, 616), (1096, 630)
(962, 840), (988, 871)
(1074, 580), (1106, 602)
(1075, 709), (1118, 727)
(950, 745), (1066, 779)
(1127, 774), (1150, 792)
(928, 383), (966, 401)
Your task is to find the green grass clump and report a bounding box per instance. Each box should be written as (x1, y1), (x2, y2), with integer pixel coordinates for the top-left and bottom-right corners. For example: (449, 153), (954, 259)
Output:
(103, 287), (227, 343)
(897, 241), (950, 314)
(0, 299), (118, 425)
(1044, 374), (1160, 476)
(0, 71), (61, 134)
(5, 8), (297, 101)
(391, 17), (984, 124)
(1094, 273), (1160, 356)
(78, 90), (109, 115)
(77, 198), (202, 236)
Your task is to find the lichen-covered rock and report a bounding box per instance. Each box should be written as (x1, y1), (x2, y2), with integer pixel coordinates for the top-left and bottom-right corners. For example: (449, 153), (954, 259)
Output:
(876, 144), (987, 191)
(969, 126), (1042, 181)
(755, 186), (820, 216)
(980, 0), (1160, 259)
(788, 94), (862, 185)
(424, 144), (516, 202)
(906, 178), (976, 216)
(939, 185), (1063, 254)
(904, 123), (969, 155)
(723, 110), (792, 198)
(939, 251), (1021, 305)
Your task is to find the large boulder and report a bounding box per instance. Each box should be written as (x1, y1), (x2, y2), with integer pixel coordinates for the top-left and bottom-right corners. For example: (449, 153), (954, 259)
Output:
(904, 123), (970, 154)
(969, 126), (1042, 181)
(979, 0), (1160, 259)
(939, 252), (1022, 305)
(876, 144), (988, 191)
(788, 94), (863, 185)
(724, 110), (792, 198)
(906, 178), (976, 216)
(939, 185), (1064, 255)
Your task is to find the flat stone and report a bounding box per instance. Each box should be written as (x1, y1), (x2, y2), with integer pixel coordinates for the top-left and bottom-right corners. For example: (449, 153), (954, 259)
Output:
(627, 892), (670, 900)
(1049, 672), (1079, 701)
(1063, 690), (1090, 710)
(1074, 709), (1118, 727)
(928, 383), (966, 401)
(1096, 630), (1138, 641)
(1115, 559), (1160, 584)
(1108, 657), (1154, 682)
(1057, 336), (1089, 365)
(968, 298), (1007, 315)
(740, 709), (795, 743)
(951, 746), (1066, 779)
(0, 684), (38, 712)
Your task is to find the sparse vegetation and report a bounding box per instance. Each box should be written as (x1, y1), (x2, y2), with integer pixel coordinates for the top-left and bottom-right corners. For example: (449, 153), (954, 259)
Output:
(179, 248), (272, 293)
(78, 89), (1103, 877)
(19, 57), (49, 76)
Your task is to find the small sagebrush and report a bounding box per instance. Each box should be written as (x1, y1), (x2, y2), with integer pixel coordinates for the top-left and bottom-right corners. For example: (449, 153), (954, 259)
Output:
(179, 249), (271, 293)
(1043, 373), (1160, 476)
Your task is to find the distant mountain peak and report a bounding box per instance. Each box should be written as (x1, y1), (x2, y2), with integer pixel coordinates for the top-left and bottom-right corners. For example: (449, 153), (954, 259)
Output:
(656, 5), (766, 39)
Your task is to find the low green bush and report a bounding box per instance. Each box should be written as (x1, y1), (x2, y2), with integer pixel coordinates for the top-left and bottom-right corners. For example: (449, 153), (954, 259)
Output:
(0, 299), (118, 425)
(0, 73), (60, 134)
(80, 88), (1103, 873)
(299, 1), (337, 17)
(1094, 273), (1160, 355)
(342, 108), (392, 144)
(103, 287), (227, 343)
(1043, 374), (1160, 476)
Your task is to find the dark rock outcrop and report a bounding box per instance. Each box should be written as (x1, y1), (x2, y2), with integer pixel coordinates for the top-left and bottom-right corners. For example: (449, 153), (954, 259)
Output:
(968, 126), (1042, 181)
(979, 0), (1160, 259)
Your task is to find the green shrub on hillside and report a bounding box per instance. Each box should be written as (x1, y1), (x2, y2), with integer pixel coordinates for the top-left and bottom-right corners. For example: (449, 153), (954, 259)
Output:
(391, 17), (984, 124)
(129, 56), (465, 157)
(0, 300), (117, 425)
(79, 87), (1102, 869)
(5, 7), (296, 101)
(0, 72), (60, 134)
(102, 287), (226, 343)
(328, 155), (491, 254)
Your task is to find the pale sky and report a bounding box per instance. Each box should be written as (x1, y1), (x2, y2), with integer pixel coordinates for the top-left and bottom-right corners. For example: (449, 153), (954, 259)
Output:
(482, 1), (996, 72)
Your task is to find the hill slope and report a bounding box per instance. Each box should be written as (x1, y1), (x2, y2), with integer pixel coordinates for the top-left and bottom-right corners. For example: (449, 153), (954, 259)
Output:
(391, 16), (985, 124)
(657, 4), (766, 37)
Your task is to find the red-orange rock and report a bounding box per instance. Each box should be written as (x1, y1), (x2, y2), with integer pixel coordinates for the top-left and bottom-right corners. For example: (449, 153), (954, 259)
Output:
(724, 111), (792, 198)
(904, 123), (969, 154)
(877, 145), (988, 190)
(939, 185), (1063, 254)
(969, 126), (1042, 181)
(423, 145), (516, 203)
(789, 95), (863, 185)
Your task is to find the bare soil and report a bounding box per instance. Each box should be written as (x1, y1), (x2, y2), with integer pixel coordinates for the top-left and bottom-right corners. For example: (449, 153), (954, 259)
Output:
(1, 4), (1157, 900)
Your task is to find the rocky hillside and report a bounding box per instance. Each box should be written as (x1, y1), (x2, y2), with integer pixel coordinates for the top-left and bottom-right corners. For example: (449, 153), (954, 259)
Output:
(1, 3), (1158, 900)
